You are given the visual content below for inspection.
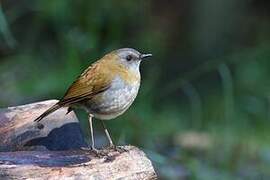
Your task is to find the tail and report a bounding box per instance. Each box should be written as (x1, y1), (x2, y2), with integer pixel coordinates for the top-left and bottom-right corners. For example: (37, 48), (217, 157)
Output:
(34, 103), (61, 122)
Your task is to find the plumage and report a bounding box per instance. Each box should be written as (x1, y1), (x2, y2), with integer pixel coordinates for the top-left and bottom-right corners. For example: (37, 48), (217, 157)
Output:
(60, 54), (115, 105)
(33, 48), (152, 151)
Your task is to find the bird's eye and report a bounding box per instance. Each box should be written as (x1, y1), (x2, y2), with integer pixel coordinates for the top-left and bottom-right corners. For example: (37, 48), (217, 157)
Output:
(126, 55), (132, 61)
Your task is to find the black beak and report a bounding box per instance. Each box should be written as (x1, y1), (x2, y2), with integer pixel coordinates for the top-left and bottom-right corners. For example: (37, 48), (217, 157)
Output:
(140, 53), (152, 59)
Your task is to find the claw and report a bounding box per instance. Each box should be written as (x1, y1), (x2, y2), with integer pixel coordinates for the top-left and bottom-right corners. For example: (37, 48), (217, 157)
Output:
(80, 146), (107, 157)
(109, 145), (128, 153)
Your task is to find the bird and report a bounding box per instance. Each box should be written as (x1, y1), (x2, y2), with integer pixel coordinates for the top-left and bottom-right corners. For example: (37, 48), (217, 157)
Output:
(34, 48), (152, 152)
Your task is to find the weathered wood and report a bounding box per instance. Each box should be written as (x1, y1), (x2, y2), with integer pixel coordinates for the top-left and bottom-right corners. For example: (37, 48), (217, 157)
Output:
(0, 146), (157, 180)
(0, 100), (86, 151)
(0, 100), (157, 179)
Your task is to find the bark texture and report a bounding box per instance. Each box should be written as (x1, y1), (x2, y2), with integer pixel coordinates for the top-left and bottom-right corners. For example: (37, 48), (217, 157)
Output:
(0, 100), (157, 179)
(0, 100), (86, 151)
(0, 146), (157, 180)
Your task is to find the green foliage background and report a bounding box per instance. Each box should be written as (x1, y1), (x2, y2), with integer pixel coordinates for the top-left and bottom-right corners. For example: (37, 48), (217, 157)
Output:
(1, 0), (270, 179)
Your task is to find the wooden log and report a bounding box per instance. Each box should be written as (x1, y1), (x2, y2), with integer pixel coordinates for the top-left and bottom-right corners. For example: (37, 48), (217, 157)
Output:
(0, 146), (157, 179)
(0, 100), (86, 151)
(0, 100), (157, 179)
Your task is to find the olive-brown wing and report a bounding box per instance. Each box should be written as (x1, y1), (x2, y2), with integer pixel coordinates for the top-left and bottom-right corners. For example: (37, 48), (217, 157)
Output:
(59, 62), (112, 105)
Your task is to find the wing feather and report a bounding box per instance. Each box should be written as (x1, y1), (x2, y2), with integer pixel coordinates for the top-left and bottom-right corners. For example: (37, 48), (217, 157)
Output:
(59, 59), (113, 105)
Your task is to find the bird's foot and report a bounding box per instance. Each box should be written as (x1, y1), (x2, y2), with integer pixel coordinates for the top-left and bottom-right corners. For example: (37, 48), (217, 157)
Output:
(92, 148), (108, 157)
(80, 146), (107, 157)
(109, 144), (128, 153)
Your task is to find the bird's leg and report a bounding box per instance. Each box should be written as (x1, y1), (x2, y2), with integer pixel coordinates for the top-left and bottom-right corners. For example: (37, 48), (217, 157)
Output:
(101, 120), (114, 147)
(89, 114), (97, 151)
(101, 120), (127, 153)
(81, 114), (109, 157)
(81, 114), (96, 151)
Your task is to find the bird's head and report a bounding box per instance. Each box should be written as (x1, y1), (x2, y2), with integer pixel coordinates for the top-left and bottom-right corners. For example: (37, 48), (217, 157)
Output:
(110, 48), (152, 72)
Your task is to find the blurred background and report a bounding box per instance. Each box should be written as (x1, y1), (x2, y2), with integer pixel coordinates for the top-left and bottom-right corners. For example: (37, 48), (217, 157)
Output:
(1, 0), (270, 179)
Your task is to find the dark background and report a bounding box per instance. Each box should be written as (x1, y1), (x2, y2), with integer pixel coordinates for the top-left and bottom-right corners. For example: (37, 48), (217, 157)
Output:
(1, 0), (270, 179)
